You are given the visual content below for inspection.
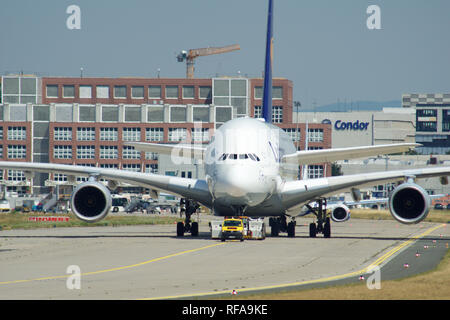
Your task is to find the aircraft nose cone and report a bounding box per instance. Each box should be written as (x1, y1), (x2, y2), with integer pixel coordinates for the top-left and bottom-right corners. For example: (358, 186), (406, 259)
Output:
(213, 165), (274, 206)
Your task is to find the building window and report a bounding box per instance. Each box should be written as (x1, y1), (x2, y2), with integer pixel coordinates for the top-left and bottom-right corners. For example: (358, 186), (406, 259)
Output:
(7, 170), (25, 181)
(147, 106), (164, 122)
(193, 106), (210, 122)
(170, 106), (187, 122)
(46, 85), (58, 98)
(149, 85), (161, 98)
(254, 86), (263, 99)
(145, 152), (158, 160)
(168, 128), (187, 142)
(0, 127), (3, 139)
(100, 164), (118, 169)
(122, 164), (141, 172)
(283, 128), (301, 142)
(102, 106), (119, 122)
(443, 109), (450, 132)
(63, 85), (75, 98)
(54, 145), (72, 159)
(146, 128), (164, 141)
(53, 174), (67, 182)
(191, 128), (209, 142)
(7, 145), (26, 159)
(100, 146), (118, 159)
(100, 127), (118, 141)
(272, 106), (283, 123)
(145, 164), (158, 174)
(254, 86), (283, 99)
(416, 109), (438, 132)
(199, 86), (212, 99)
(124, 106), (141, 122)
(79, 85), (92, 99)
(114, 85), (127, 99)
(77, 127), (96, 141)
(253, 106), (283, 122)
(166, 86), (179, 99)
(76, 145), (95, 159)
(79, 105), (96, 122)
(182, 86), (195, 99)
(123, 127), (141, 141)
(254, 106), (262, 118)
(0, 145), (3, 158)
(54, 127), (72, 141)
(8, 126), (27, 140)
(273, 86), (283, 99)
(308, 129), (324, 142)
(122, 146), (140, 159)
(308, 165), (324, 179)
(96, 85), (110, 99)
(131, 86), (144, 99)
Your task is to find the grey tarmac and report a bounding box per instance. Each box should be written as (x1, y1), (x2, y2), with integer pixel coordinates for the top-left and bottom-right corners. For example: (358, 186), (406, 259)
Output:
(0, 218), (447, 300)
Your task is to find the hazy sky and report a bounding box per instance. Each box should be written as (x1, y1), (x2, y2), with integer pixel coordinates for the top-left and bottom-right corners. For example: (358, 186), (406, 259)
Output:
(1, 0), (449, 107)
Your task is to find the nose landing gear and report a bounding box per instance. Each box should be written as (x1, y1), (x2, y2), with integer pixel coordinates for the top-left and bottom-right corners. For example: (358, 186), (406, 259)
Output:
(269, 215), (297, 237)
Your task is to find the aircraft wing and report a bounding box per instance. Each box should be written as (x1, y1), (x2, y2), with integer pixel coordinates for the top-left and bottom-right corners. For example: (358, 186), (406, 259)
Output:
(281, 166), (450, 212)
(281, 143), (420, 166)
(125, 142), (206, 160)
(0, 161), (212, 206)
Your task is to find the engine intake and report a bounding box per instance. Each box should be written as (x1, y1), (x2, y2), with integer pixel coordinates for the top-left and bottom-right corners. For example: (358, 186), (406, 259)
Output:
(70, 181), (112, 223)
(331, 204), (351, 222)
(388, 183), (430, 224)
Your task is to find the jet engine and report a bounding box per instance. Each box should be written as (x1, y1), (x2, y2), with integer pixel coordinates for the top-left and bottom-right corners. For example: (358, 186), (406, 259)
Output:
(70, 181), (112, 223)
(330, 204), (351, 222)
(388, 183), (431, 224)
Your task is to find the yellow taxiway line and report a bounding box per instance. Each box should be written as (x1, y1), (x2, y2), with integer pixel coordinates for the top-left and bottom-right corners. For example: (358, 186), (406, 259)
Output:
(0, 242), (226, 286)
(141, 223), (446, 300)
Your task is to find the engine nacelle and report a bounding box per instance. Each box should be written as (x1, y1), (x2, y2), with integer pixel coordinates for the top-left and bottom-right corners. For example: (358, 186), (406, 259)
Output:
(388, 183), (431, 224)
(331, 204), (351, 222)
(70, 181), (112, 223)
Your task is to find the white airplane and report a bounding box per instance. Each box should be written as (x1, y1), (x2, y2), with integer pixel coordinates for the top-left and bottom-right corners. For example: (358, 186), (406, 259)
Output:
(1, 0), (449, 239)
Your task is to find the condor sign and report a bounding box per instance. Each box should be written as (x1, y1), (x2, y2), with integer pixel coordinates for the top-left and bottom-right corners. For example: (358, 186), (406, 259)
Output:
(335, 120), (370, 131)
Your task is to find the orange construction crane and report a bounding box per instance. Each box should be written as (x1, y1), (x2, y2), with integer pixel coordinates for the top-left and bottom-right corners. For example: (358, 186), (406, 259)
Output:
(177, 44), (240, 79)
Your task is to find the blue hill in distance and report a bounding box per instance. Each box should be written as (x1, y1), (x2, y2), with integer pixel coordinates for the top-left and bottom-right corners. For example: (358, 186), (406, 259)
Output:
(295, 100), (402, 112)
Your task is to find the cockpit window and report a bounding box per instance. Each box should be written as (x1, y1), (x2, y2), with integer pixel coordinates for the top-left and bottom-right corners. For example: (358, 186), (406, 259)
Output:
(218, 153), (260, 161)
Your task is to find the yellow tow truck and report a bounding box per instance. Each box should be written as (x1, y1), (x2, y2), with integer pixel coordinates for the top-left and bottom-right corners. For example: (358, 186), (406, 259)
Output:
(221, 217), (245, 242)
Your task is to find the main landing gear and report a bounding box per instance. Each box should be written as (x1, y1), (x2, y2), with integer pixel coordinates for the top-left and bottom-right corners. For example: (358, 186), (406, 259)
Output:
(269, 215), (297, 238)
(176, 198), (200, 237)
(306, 198), (331, 238)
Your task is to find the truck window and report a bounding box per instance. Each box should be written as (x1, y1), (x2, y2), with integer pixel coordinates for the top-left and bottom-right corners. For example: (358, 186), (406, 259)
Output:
(224, 220), (242, 227)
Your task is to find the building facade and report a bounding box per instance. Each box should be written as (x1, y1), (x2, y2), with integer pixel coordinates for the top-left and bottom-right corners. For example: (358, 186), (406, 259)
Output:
(292, 108), (416, 148)
(0, 75), (331, 195)
(402, 93), (450, 154)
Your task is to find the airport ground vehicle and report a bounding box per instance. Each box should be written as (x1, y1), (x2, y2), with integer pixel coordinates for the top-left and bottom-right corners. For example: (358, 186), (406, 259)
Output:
(0, 199), (10, 213)
(211, 217), (266, 241)
(221, 218), (244, 242)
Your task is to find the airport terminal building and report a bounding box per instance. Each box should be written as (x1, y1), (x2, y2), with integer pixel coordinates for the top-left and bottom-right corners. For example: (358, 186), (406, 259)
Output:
(0, 74), (331, 195)
(402, 93), (450, 155)
(292, 108), (416, 148)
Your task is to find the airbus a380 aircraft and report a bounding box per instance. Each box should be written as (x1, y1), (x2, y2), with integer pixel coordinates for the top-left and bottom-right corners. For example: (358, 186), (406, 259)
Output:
(1, 0), (450, 238)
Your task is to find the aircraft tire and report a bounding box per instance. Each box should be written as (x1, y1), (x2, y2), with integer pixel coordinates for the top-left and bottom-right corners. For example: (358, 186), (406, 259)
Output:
(176, 222), (184, 237)
(309, 223), (317, 238)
